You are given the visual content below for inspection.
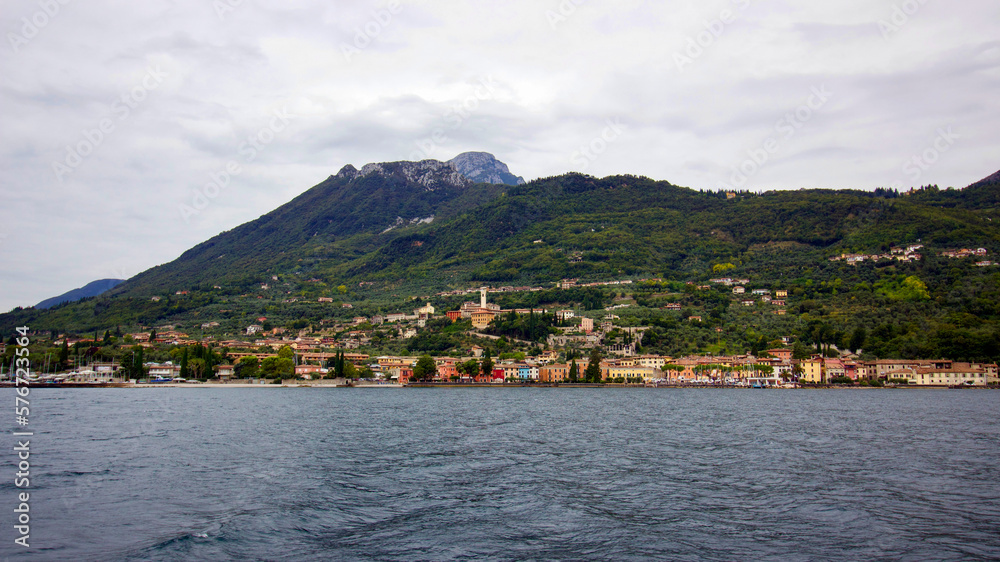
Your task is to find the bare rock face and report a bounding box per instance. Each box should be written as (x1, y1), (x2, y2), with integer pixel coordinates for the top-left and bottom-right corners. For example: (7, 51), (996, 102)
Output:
(334, 152), (524, 190)
(448, 152), (526, 186)
(356, 160), (472, 191)
(336, 164), (359, 180)
(334, 160), (471, 191)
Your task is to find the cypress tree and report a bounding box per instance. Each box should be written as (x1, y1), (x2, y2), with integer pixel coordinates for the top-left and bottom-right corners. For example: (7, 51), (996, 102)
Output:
(481, 348), (494, 378)
(58, 340), (69, 370)
(585, 348), (603, 383)
(136, 347), (144, 379)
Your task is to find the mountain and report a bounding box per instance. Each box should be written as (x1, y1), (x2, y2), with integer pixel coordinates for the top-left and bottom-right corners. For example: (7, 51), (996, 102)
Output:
(964, 170), (1000, 209)
(969, 170), (1000, 188)
(36, 279), (124, 310)
(114, 159), (506, 296)
(448, 152), (525, 186)
(2, 159), (999, 350)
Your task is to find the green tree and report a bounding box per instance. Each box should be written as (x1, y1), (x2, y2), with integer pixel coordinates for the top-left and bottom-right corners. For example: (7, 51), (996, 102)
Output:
(235, 356), (259, 378)
(121, 345), (145, 380)
(792, 341), (812, 360)
(413, 355), (437, 381)
(849, 326), (867, 354)
(336, 351), (347, 378)
(342, 361), (358, 379)
(148, 329), (157, 343)
(179, 347), (189, 378)
(569, 359), (579, 383)
(261, 356), (294, 379)
(585, 348), (603, 383)
(57, 340), (69, 371)
(134, 346), (145, 380)
(480, 348), (494, 378)
(460, 359), (479, 378)
(277, 345), (294, 359)
(188, 358), (206, 379)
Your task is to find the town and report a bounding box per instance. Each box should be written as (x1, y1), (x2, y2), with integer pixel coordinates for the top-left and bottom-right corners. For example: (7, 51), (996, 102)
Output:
(5, 279), (997, 389)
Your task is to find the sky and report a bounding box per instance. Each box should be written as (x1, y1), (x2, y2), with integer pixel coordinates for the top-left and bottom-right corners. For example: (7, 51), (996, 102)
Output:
(1, 0), (998, 313)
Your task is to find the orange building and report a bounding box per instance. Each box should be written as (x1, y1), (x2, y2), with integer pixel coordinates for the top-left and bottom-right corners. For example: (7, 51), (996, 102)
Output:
(767, 348), (793, 362)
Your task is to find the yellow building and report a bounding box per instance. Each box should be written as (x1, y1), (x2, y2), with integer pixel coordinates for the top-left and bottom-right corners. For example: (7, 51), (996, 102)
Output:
(608, 366), (658, 381)
(636, 355), (668, 369)
(910, 363), (990, 386)
(799, 359), (824, 383)
(471, 310), (497, 329)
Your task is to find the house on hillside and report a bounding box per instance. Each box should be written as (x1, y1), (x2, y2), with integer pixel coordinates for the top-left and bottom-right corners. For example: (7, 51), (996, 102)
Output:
(471, 310), (496, 330)
(767, 349), (793, 362)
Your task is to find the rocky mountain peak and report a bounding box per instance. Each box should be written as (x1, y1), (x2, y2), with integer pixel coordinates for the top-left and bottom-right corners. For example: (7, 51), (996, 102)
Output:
(336, 164), (359, 180)
(448, 152), (526, 186)
(334, 152), (524, 190)
(338, 159), (472, 191)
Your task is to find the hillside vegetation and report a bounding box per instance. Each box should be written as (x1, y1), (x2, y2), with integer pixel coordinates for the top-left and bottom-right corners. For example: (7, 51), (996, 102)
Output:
(3, 164), (999, 363)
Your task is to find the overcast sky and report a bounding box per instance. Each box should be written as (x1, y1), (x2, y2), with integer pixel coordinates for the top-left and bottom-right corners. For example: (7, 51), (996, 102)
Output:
(1, 0), (998, 312)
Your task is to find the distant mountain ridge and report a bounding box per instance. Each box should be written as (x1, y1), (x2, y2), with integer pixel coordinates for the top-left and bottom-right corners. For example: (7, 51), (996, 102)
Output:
(969, 169), (1000, 188)
(3, 156), (999, 336)
(36, 279), (124, 309)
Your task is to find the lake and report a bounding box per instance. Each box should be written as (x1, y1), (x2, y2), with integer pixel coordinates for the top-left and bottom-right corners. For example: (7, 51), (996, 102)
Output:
(2, 388), (998, 561)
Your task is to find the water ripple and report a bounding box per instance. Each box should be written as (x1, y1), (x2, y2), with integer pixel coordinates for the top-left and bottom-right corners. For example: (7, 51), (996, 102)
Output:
(1, 388), (998, 561)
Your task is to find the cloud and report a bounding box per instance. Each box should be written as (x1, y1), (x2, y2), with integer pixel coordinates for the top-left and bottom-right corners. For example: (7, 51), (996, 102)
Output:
(1, 0), (998, 312)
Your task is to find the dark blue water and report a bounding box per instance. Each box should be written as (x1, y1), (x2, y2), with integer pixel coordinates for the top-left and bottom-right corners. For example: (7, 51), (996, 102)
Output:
(2, 388), (999, 561)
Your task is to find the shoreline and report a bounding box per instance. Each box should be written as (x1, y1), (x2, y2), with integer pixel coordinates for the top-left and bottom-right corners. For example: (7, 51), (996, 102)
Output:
(6, 382), (997, 390)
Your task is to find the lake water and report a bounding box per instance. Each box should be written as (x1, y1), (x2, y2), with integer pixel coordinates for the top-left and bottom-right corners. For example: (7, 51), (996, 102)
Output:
(2, 388), (999, 561)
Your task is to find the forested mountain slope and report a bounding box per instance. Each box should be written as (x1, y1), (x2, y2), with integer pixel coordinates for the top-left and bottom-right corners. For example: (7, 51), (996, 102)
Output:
(2, 162), (998, 361)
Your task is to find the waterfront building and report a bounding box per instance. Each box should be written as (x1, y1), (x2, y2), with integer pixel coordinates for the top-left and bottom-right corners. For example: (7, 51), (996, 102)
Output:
(517, 365), (540, 381)
(608, 365), (659, 382)
(824, 358), (846, 380)
(800, 358), (824, 383)
(539, 364), (570, 383)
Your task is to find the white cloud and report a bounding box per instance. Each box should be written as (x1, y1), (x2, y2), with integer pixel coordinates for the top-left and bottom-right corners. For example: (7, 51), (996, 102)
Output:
(1, 0), (998, 312)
